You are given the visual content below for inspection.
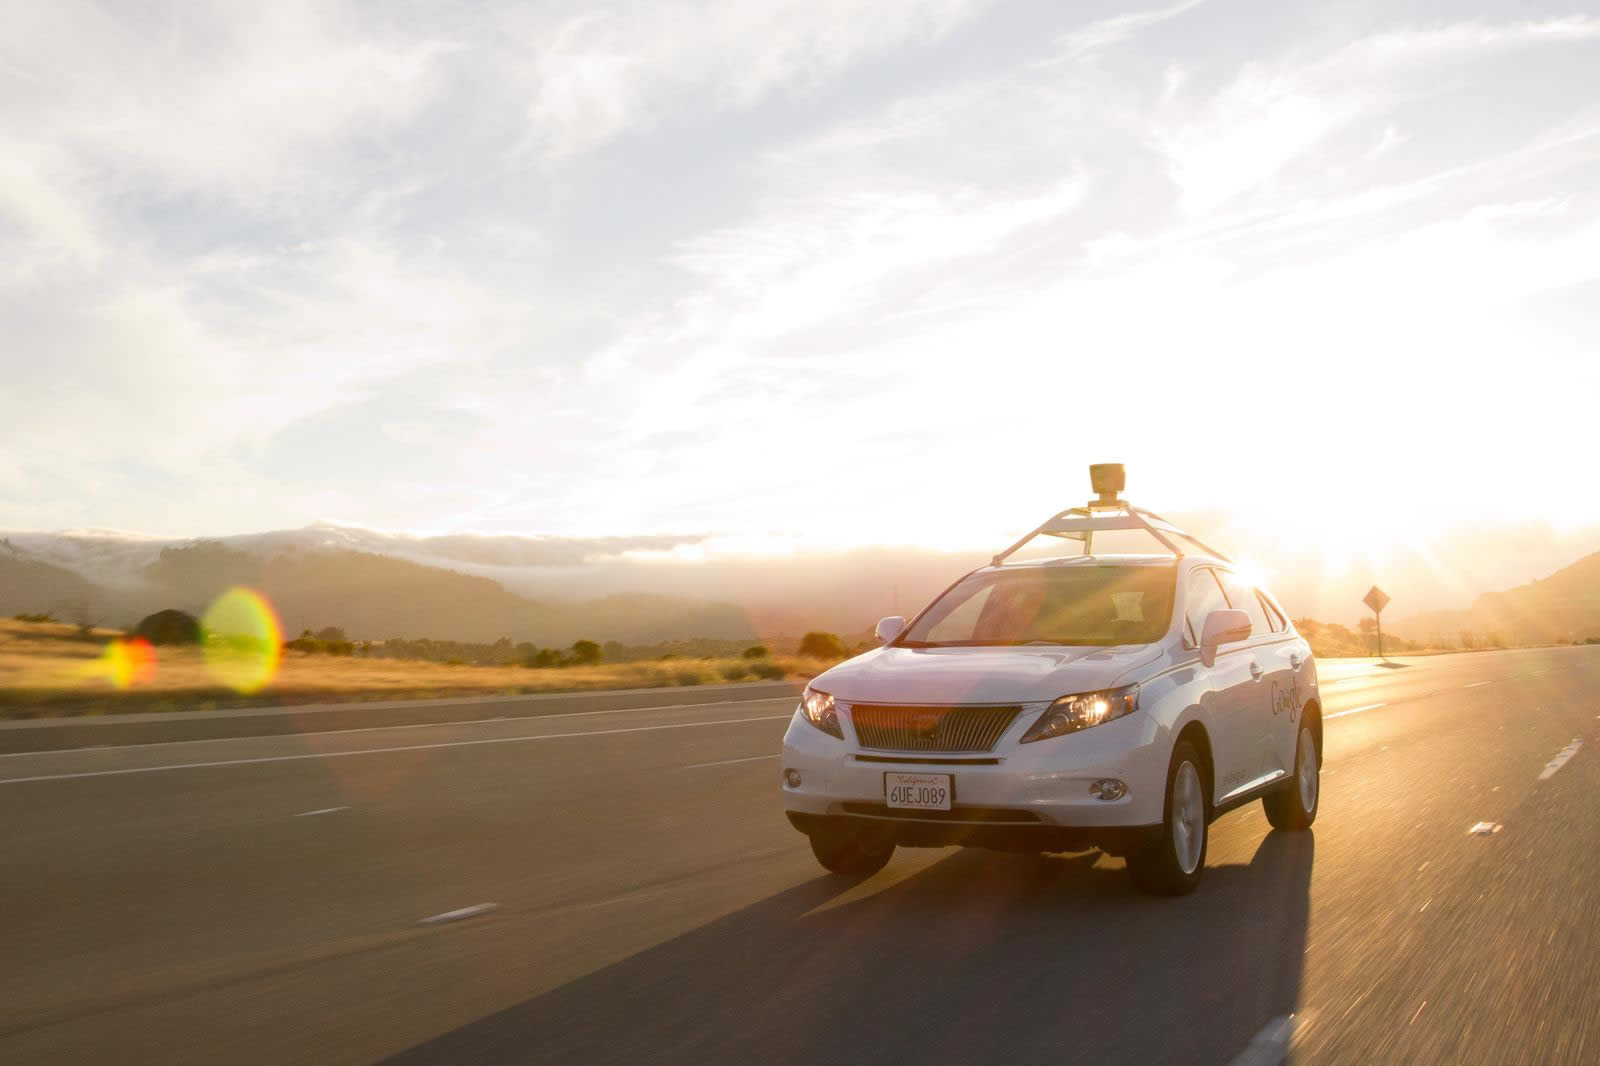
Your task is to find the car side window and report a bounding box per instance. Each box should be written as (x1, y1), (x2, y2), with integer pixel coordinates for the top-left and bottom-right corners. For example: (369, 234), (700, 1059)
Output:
(1185, 568), (1230, 645)
(1219, 574), (1271, 639)
(1257, 591), (1287, 633)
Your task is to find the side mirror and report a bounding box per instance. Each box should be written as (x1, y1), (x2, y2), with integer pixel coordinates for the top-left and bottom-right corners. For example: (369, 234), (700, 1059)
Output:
(1199, 608), (1252, 667)
(875, 615), (905, 644)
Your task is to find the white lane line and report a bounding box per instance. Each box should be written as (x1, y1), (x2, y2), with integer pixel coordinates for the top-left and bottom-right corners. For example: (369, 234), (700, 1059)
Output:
(296, 806), (349, 817)
(418, 902), (498, 925)
(1537, 740), (1582, 781)
(0, 714), (793, 786)
(1225, 1013), (1303, 1066)
(1464, 681), (1492, 688)
(0, 695), (800, 759)
(684, 754), (780, 769)
(1468, 821), (1502, 836)
(1326, 703), (1385, 720)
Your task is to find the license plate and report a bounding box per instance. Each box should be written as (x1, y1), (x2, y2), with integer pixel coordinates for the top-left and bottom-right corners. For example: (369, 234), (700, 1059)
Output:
(884, 772), (952, 811)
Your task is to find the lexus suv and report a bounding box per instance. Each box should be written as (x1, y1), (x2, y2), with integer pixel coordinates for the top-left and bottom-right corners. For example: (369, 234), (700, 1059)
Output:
(779, 467), (1320, 895)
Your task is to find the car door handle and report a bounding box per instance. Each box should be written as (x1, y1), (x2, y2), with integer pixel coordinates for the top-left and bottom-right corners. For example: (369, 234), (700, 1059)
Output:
(1250, 661), (1264, 680)
(1289, 654), (1302, 670)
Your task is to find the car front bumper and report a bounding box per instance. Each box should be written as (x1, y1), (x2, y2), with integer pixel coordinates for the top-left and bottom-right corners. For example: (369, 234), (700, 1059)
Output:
(780, 704), (1170, 854)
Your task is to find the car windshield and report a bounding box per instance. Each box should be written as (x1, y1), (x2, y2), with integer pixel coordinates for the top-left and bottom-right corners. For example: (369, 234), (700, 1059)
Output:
(899, 565), (1176, 647)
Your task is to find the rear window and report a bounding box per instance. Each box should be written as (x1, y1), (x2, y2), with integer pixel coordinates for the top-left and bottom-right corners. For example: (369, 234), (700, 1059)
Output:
(900, 565), (1176, 647)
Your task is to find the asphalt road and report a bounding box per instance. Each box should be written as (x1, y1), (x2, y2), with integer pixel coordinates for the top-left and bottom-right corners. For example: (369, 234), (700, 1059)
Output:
(2, 647), (1596, 1064)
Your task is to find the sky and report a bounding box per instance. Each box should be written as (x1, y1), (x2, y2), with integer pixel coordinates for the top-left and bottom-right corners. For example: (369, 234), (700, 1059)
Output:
(4, 0), (1600, 571)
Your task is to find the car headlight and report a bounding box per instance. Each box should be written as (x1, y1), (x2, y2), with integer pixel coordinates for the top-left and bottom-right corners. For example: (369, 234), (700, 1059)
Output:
(1020, 684), (1139, 743)
(798, 686), (843, 739)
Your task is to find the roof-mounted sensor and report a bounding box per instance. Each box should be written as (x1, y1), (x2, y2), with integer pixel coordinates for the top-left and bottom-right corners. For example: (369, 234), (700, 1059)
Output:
(990, 465), (1230, 566)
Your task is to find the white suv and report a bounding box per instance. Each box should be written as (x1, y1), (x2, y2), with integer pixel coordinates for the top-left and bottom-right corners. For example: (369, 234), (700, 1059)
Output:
(780, 466), (1320, 895)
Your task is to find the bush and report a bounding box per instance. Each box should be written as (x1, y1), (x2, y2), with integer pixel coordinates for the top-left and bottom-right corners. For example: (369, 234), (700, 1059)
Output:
(135, 609), (202, 646)
(14, 612), (55, 623)
(570, 639), (602, 665)
(674, 665), (710, 686)
(521, 648), (561, 668)
(749, 660), (786, 680)
(797, 631), (845, 659)
(741, 645), (770, 659)
(719, 662), (750, 681)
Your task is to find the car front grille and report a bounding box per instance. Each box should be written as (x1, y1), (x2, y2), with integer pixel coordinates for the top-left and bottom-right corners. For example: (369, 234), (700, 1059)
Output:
(847, 704), (1022, 752)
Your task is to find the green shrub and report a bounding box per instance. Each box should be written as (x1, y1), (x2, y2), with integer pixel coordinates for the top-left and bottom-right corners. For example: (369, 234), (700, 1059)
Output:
(749, 660), (786, 680)
(14, 612), (55, 623)
(719, 662), (749, 681)
(570, 639), (602, 665)
(741, 645), (770, 659)
(797, 631), (845, 659)
(134, 609), (201, 646)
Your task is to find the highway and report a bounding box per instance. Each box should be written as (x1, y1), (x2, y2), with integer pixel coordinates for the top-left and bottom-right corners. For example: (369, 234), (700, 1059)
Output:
(1, 646), (1596, 1064)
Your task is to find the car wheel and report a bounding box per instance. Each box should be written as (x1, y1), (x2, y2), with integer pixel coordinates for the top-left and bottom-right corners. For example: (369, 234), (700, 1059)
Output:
(808, 828), (894, 878)
(1127, 740), (1209, 896)
(1263, 720), (1319, 831)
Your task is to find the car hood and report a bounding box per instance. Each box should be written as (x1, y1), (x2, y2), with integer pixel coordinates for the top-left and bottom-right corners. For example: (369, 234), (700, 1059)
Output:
(811, 644), (1162, 705)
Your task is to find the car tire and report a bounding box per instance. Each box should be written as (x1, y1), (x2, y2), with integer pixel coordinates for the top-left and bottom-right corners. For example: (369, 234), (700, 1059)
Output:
(1263, 719), (1319, 831)
(808, 828), (894, 878)
(1127, 740), (1209, 896)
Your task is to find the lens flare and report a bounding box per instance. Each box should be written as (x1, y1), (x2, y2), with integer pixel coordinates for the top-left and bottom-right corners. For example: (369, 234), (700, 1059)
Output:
(201, 587), (283, 693)
(98, 637), (156, 690)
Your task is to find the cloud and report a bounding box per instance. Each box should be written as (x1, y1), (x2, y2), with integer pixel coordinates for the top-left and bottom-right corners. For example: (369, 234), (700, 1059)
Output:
(1054, 0), (1206, 63)
(523, 0), (985, 157)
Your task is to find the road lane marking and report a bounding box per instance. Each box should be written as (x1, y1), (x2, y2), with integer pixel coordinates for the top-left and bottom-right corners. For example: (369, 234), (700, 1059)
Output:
(0, 714), (794, 786)
(1409, 1001), (1427, 1025)
(0, 695), (801, 759)
(1468, 821), (1502, 836)
(1464, 681), (1492, 688)
(1537, 740), (1582, 781)
(1326, 703), (1385, 720)
(296, 806), (349, 817)
(418, 903), (498, 925)
(683, 754), (780, 769)
(1225, 1014), (1302, 1066)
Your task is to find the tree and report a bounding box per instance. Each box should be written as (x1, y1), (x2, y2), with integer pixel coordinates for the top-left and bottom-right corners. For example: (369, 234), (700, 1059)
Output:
(1357, 618), (1376, 635)
(315, 626), (347, 643)
(570, 639), (602, 665)
(1293, 618), (1321, 638)
(135, 609), (202, 645)
(797, 632), (845, 659)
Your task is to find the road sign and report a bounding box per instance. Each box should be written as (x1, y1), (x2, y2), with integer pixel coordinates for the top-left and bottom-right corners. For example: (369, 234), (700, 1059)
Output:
(1363, 586), (1391, 660)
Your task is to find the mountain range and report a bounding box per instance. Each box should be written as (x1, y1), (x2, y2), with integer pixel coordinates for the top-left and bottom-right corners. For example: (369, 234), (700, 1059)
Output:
(2, 523), (1598, 646)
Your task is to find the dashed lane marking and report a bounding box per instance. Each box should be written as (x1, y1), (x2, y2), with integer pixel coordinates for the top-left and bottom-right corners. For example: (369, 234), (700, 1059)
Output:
(1537, 740), (1582, 782)
(0, 714), (793, 786)
(1326, 703), (1385, 720)
(296, 806), (349, 817)
(1225, 1013), (1305, 1066)
(418, 903), (498, 925)
(683, 754), (780, 769)
(1464, 681), (1492, 688)
(1468, 821), (1502, 836)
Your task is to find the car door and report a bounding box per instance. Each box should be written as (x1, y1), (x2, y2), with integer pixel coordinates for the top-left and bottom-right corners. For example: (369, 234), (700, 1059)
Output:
(1253, 589), (1311, 777)
(1183, 566), (1259, 800)
(1217, 571), (1291, 781)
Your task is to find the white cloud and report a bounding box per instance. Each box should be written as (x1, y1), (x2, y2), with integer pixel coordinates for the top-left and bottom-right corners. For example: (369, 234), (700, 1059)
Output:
(523, 0), (985, 156)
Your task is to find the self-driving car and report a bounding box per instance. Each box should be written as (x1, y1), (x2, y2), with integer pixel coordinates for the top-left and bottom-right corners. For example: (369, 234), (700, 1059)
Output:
(780, 465), (1320, 895)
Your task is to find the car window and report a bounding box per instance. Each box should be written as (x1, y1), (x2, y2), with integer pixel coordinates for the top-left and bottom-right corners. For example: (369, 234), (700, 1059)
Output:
(1184, 568), (1231, 644)
(1257, 591), (1287, 633)
(902, 565), (1176, 647)
(1219, 574), (1271, 639)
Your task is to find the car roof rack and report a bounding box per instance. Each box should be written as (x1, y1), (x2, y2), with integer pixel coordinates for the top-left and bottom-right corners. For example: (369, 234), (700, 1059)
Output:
(990, 464), (1231, 567)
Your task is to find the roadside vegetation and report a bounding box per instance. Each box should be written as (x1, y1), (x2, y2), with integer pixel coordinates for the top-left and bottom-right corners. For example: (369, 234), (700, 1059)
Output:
(5, 613), (1592, 719)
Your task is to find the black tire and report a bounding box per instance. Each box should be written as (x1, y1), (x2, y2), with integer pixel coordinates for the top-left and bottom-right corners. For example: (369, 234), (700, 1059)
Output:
(808, 829), (894, 878)
(1263, 719), (1319, 831)
(1127, 740), (1209, 896)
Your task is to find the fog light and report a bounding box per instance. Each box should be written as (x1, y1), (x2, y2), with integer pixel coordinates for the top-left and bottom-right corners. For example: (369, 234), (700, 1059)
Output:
(784, 769), (802, 787)
(1090, 779), (1128, 801)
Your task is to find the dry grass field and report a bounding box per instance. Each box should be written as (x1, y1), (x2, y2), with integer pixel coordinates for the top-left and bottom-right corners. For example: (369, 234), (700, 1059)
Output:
(0, 619), (816, 717)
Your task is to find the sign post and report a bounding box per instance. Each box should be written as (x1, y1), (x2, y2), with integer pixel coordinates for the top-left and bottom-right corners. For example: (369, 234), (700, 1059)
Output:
(1363, 585), (1391, 660)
